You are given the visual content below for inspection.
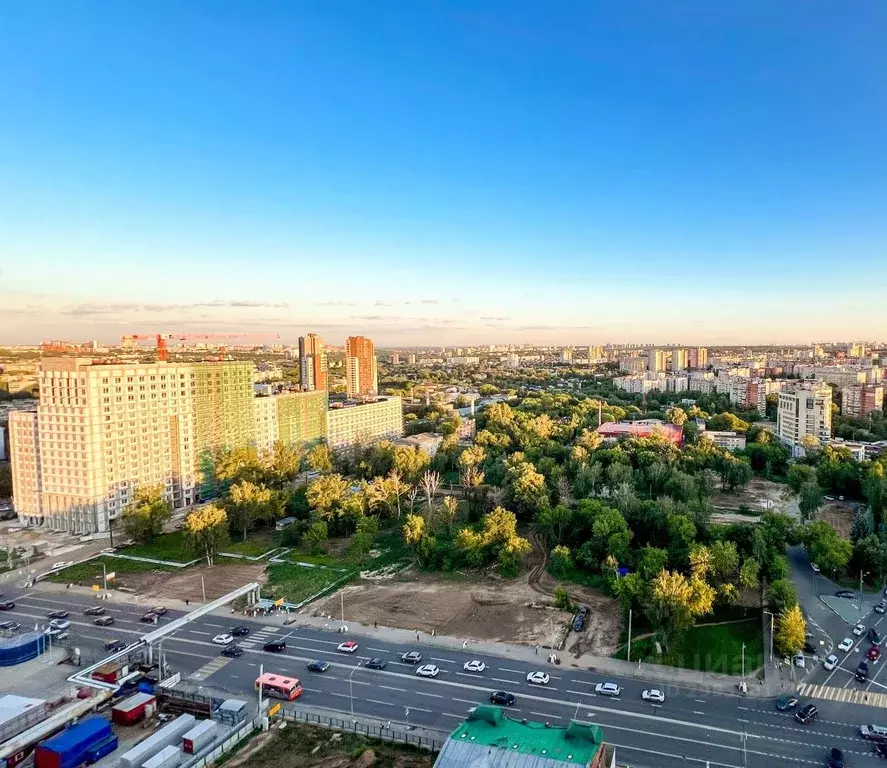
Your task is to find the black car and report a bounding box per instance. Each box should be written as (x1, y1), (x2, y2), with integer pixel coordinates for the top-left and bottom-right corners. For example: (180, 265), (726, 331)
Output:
(803, 641), (817, 654)
(775, 695), (799, 711)
(139, 612), (159, 624)
(490, 691), (516, 706)
(365, 658), (387, 670)
(105, 639), (126, 652)
(231, 626), (250, 637)
(836, 590), (856, 599)
(263, 639), (286, 652)
(796, 704), (818, 724)
(0, 621), (21, 632)
(221, 645), (244, 658)
(876, 742), (887, 758)
(94, 616), (115, 627)
(857, 661), (870, 682)
(84, 606), (105, 616)
(828, 747), (845, 768)
(48, 611), (70, 620)
(871, 628), (883, 645)
(0, 601), (14, 611)
(307, 660), (330, 673)
(152, 606), (168, 616)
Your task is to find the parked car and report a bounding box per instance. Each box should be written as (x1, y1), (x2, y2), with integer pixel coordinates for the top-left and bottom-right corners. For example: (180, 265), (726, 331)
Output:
(139, 612), (159, 624)
(51, 561), (74, 569)
(828, 747), (845, 768)
(47, 629), (68, 641)
(212, 634), (234, 645)
(263, 639), (286, 652)
(793, 653), (806, 668)
(49, 619), (70, 630)
(526, 671), (550, 686)
(803, 641), (817, 654)
(857, 662), (870, 681)
(84, 606), (105, 616)
(824, 654), (839, 671)
(47, 611), (69, 619)
(105, 639), (126, 652)
(365, 658), (387, 670)
(0, 621), (21, 632)
(490, 691), (515, 706)
(796, 704), (819, 724)
(401, 651), (423, 664)
(307, 660), (330, 673)
(94, 616), (114, 626)
(221, 645), (244, 658)
(152, 606), (168, 616)
(871, 629), (883, 645)
(416, 664), (440, 678)
(811, 563), (821, 573)
(463, 660), (486, 673)
(839, 638), (854, 652)
(595, 682), (622, 697)
(870, 646), (882, 662)
(837, 590), (857, 599)
(877, 601), (887, 615)
(775, 695), (799, 711)
(337, 641), (359, 653)
(854, 624), (867, 636)
(859, 724), (887, 742)
(642, 689), (665, 703)
(231, 626), (250, 637)
(0, 601), (14, 611)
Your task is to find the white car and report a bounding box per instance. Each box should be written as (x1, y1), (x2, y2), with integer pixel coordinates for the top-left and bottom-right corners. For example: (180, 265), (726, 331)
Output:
(838, 637), (854, 652)
(463, 660), (486, 673)
(811, 563), (820, 573)
(854, 624), (866, 636)
(212, 634), (234, 645)
(337, 641), (359, 653)
(49, 619), (70, 630)
(793, 653), (806, 668)
(526, 671), (550, 686)
(52, 561), (74, 569)
(642, 689), (665, 703)
(47, 629), (68, 641)
(824, 654), (839, 671)
(416, 664), (439, 678)
(877, 601), (887, 615)
(595, 682), (622, 697)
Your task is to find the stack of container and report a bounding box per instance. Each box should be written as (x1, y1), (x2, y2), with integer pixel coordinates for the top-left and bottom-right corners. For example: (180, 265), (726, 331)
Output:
(34, 717), (117, 768)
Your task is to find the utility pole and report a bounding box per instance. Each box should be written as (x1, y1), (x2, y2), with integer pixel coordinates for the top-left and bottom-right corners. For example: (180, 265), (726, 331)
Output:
(741, 643), (746, 682)
(341, 591), (345, 625)
(200, 574), (206, 603)
(764, 611), (775, 666)
(258, 663), (264, 716)
(627, 609), (633, 663)
(101, 562), (107, 591)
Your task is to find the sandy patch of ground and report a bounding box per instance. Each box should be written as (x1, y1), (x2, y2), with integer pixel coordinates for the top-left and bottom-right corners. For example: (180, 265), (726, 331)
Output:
(710, 476), (791, 514)
(113, 563), (267, 602)
(818, 500), (855, 538)
(313, 572), (573, 647)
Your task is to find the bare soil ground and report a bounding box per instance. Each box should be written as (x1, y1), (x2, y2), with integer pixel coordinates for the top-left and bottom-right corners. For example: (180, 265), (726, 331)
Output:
(710, 477), (791, 514)
(818, 500), (855, 539)
(114, 563), (267, 602)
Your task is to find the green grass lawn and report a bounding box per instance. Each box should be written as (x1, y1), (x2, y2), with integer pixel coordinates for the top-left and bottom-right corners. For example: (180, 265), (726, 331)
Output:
(612, 618), (764, 676)
(46, 555), (176, 585)
(264, 563), (356, 605)
(121, 531), (194, 562)
(221, 538), (279, 557)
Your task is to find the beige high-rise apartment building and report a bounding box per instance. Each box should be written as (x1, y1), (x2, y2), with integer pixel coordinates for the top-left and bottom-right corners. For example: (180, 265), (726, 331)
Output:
(689, 347), (709, 369)
(776, 382), (832, 456)
(670, 349), (689, 371)
(298, 333), (328, 391)
(9, 358), (256, 533)
(842, 384), (884, 418)
(646, 348), (666, 372)
(346, 336), (378, 397)
(326, 397), (403, 451)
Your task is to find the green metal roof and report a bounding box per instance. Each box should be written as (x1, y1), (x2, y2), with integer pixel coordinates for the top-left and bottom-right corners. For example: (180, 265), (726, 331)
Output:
(435, 706), (603, 768)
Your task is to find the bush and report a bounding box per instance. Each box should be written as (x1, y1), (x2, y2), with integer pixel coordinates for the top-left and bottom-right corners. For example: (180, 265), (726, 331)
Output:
(550, 545), (572, 576)
(554, 584), (576, 612)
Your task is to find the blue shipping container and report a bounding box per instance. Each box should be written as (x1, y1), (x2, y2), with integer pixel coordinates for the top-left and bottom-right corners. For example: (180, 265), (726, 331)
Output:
(36, 717), (113, 768)
(84, 735), (119, 765)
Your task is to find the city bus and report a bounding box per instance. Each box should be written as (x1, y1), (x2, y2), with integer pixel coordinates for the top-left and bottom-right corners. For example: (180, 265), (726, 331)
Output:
(254, 672), (303, 701)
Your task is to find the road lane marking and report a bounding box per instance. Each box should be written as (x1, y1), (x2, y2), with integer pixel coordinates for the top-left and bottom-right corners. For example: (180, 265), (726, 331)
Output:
(366, 699), (393, 707)
(531, 712), (562, 719)
(379, 685), (407, 692)
(611, 742), (741, 768)
(499, 668), (523, 674)
(452, 697), (479, 705)
(441, 713), (465, 719)
(368, 647), (388, 652)
(491, 677), (516, 684)
(431, 657), (455, 664)
(694, 699), (706, 703)
(456, 672), (484, 678)
(190, 631), (211, 636)
(693, 710), (705, 715)
(567, 690), (596, 697)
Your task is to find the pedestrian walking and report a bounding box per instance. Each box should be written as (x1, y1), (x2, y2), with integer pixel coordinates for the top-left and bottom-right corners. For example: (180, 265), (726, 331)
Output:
(535, 645), (539, 655)
(416, 632), (420, 642)
(462, 640), (467, 649)
(185, 599), (189, 606)
(431, 629), (436, 637)
(374, 621), (377, 629)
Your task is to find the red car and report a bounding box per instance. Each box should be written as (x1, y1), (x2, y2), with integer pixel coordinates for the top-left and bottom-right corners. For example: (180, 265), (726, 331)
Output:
(868, 645), (881, 662)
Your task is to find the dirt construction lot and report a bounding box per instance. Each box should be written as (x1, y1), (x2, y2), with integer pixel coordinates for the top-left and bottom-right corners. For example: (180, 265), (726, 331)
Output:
(113, 563), (267, 603)
(710, 476), (791, 514)
(818, 500), (855, 538)
(313, 570), (622, 656)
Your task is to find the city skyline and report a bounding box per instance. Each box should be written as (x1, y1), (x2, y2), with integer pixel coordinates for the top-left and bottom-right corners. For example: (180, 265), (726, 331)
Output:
(2, 2), (886, 345)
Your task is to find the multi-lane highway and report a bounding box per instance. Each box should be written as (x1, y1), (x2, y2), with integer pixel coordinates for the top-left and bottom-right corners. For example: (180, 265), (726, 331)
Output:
(5, 585), (887, 767)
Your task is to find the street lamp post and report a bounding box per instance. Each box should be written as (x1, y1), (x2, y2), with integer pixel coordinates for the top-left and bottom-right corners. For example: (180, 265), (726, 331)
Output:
(763, 611), (775, 667)
(200, 574), (206, 603)
(627, 609), (632, 663)
(741, 643), (746, 682)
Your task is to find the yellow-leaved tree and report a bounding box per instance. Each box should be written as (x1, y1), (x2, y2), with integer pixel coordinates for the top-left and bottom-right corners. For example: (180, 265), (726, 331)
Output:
(184, 505), (229, 567)
(775, 604), (806, 656)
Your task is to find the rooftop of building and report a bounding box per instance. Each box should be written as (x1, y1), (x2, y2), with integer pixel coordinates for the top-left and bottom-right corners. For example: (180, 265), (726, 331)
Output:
(595, 420), (683, 446)
(434, 706), (603, 768)
(328, 396), (400, 410)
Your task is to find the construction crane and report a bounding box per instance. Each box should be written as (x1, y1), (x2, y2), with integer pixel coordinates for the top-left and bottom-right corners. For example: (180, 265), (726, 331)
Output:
(121, 333), (280, 361)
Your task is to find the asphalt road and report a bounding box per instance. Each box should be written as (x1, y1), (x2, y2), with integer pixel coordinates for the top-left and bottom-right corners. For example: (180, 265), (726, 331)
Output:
(5, 586), (887, 767)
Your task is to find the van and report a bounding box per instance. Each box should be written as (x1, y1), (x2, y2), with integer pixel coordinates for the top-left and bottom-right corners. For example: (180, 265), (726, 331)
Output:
(859, 724), (887, 742)
(263, 639), (286, 652)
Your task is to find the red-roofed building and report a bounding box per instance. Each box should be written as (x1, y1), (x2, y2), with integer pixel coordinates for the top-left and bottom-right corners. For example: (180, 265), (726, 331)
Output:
(595, 420), (684, 447)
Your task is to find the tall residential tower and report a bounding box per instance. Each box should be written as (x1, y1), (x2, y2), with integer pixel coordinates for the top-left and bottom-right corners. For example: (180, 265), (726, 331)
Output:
(345, 336), (378, 398)
(298, 333), (328, 391)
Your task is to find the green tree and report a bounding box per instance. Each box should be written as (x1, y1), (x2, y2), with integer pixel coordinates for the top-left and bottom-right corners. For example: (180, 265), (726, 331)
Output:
(853, 534), (887, 580)
(264, 440), (303, 487)
(637, 546), (669, 580)
(535, 505), (572, 546)
(226, 480), (274, 541)
(709, 540), (740, 586)
(554, 585), (575, 612)
(851, 507), (875, 543)
(787, 464), (817, 493)
(347, 531), (375, 563)
(767, 578), (798, 614)
(306, 474), (350, 519)
(863, 462), (887, 524)
(505, 461), (550, 518)
(215, 446), (264, 487)
(648, 569), (715, 645)
(184, 504), (229, 566)
(497, 536), (531, 576)
(666, 407), (688, 426)
(120, 485), (172, 544)
(774, 605), (806, 656)
(739, 557), (760, 590)
(803, 520), (852, 575)
(550, 545), (572, 576)
(303, 520), (329, 554)
(393, 445), (431, 484)
(613, 571), (645, 613)
(305, 444), (334, 474)
(798, 481), (824, 520)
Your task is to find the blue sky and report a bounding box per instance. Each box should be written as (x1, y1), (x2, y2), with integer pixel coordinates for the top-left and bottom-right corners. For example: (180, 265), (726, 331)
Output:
(1, 1), (885, 346)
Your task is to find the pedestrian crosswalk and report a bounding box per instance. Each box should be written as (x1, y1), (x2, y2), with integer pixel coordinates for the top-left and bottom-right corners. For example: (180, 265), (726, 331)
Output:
(238, 625), (280, 649)
(798, 682), (887, 708)
(189, 656), (232, 681)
